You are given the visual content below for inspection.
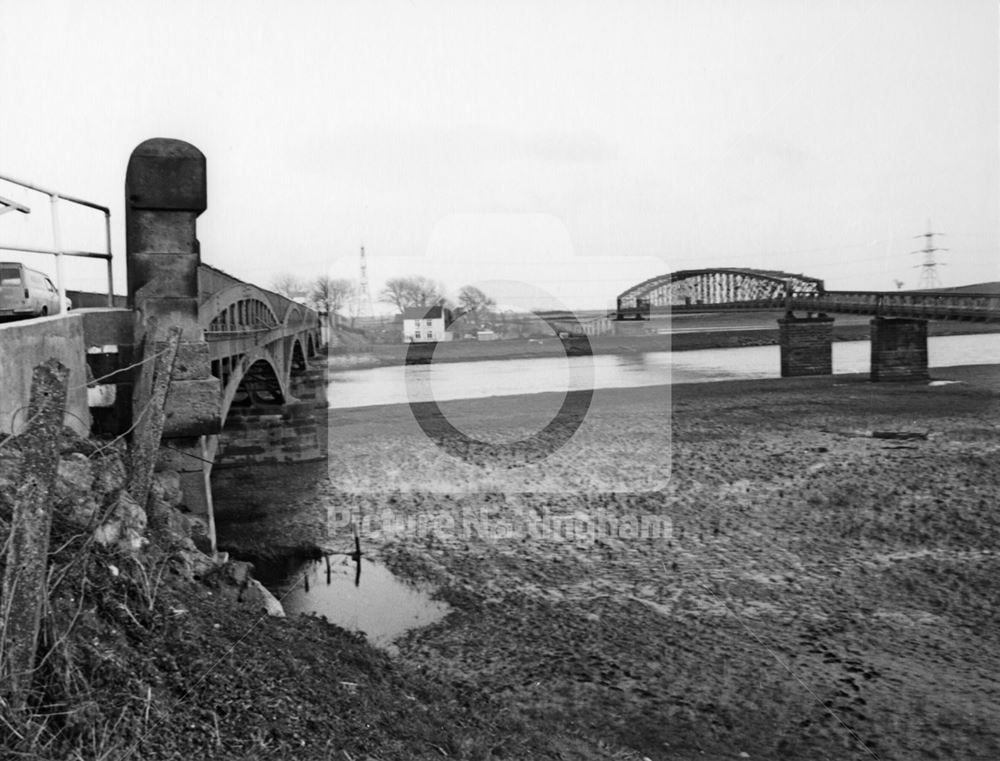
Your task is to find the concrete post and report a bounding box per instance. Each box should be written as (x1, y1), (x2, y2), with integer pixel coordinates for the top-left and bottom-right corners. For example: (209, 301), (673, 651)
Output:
(126, 138), (222, 552)
(1, 360), (69, 710)
(778, 314), (834, 377)
(870, 318), (929, 381)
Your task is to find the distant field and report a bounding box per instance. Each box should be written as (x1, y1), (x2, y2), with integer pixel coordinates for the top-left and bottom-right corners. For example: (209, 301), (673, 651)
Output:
(913, 281), (1000, 294)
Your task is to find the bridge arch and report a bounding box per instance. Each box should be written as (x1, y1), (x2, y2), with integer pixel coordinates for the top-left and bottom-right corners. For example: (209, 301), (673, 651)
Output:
(289, 337), (307, 376)
(216, 350), (289, 426)
(283, 302), (305, 327)
(617, 268), (824, 311)
(200, 283), (281, 334)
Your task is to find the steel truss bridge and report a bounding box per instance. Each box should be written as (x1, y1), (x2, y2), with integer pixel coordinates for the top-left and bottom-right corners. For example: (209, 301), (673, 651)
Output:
(616, 268), (1000, 323)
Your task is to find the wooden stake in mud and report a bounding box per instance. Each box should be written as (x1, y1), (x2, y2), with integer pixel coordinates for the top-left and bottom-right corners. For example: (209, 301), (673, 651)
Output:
(0, 359), (70, 711)
(128, 325), (182, 511)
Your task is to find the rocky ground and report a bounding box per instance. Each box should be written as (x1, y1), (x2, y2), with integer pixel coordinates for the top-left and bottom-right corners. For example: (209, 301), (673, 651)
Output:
(216, 364), (1000, 760)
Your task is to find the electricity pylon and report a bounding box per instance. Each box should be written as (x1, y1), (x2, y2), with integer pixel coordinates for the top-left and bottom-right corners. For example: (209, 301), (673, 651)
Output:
(911, 222), (947, 289)
(358, 245), (375, 317)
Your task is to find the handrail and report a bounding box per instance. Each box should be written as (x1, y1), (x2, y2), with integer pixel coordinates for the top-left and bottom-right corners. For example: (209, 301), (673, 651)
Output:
(0, 171), (114, 307)
(613, 289), (1000, 322)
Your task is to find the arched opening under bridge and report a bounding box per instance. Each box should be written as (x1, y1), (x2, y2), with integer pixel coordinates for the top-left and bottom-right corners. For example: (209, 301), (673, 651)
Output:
(230, 359), (285, 408)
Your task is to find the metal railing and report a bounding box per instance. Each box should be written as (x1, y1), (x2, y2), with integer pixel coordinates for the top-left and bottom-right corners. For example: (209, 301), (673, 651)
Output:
(613, 290), (1000, 322)
(0, 172), (114, 308)
(791, 290), (1000, 322)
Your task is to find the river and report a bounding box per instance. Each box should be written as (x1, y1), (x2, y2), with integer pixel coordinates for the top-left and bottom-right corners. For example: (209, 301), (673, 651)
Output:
(328, 333), (1000, 409)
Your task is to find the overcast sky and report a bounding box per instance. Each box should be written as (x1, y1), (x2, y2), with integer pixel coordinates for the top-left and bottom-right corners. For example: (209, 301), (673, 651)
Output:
(1, 0), (997, 312)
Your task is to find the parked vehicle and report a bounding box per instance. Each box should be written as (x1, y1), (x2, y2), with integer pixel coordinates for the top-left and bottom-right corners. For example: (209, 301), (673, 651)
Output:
(0, 262), (65, 320)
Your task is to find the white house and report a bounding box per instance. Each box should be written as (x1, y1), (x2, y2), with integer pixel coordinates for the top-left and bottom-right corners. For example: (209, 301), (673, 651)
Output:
(402, 305), (453, 343)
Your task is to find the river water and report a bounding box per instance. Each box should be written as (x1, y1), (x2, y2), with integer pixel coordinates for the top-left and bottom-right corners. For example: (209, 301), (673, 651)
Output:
(328, 333), (1000, 409)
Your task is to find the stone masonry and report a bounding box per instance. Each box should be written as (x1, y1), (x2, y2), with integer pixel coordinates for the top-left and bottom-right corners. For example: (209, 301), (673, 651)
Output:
(778, 314), (834, 377)
(870, 317), (929, 382)
(214, 365), (328, 468)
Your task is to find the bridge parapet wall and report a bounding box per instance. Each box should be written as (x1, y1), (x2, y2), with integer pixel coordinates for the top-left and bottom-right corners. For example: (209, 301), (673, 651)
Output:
(778, 315), (834, 377)
(0, 314), (90, 437)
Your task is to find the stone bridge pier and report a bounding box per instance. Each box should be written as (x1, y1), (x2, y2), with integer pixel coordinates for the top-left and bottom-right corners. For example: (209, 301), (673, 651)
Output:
(869, 317), (929, 381)
(778, 313), (835, 377)
(778, 312), (929, 381)
(126, 139), (222, 551)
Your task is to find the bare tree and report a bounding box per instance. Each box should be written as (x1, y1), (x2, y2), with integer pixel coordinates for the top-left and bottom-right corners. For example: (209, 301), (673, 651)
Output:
(310, 276), (355, 315)
(379, 276), (446, 311)
(408, 276), (445, 307)
(271, 273), (307, 299)
(457, 285), (496, 323)
(379, 277), (411, 312)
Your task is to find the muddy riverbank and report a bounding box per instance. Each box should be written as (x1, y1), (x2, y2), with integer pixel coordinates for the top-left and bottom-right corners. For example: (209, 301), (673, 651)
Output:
(213, 363), (1000, 760)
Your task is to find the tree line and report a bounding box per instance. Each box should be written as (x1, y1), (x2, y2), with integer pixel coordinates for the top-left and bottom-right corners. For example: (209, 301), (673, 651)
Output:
(270, 273), (496, 323)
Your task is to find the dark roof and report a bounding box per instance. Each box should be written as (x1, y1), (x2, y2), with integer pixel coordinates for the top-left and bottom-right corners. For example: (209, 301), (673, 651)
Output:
(402, 305), (448, 320)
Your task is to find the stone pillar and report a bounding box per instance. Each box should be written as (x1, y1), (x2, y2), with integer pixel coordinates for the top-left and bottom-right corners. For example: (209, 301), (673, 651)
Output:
(870, 318), (928, 382)
(778, 314), (834, 377)
(126, 138), (222, 553)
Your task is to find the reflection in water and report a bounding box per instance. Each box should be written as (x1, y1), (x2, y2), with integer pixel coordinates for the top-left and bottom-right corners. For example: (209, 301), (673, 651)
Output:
(250, 555), (450, 650)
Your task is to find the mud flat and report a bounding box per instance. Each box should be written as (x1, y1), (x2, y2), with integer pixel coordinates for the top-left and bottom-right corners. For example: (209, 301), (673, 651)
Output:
(214, 364), (1000, 761)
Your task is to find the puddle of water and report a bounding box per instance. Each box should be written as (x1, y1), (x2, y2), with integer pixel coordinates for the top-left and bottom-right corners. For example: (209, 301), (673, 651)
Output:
(250, 555), (450, 650)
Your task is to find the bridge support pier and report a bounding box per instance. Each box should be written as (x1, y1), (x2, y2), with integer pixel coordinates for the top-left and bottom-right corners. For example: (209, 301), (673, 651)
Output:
(870, 318), (928, 382)
(127, 138), (222, 554)
(155, 435), (218, 553)
(778, 314), (834, 377)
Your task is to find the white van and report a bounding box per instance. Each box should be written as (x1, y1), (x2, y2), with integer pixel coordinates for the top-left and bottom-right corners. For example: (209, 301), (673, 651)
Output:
(0, 262), (64, 320)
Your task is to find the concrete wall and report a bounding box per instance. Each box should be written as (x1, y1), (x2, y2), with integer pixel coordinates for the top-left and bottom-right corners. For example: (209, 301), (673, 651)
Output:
(66, 290), (128, 309)
(778, 315), (834, 377)
(0, 313), (91, 436)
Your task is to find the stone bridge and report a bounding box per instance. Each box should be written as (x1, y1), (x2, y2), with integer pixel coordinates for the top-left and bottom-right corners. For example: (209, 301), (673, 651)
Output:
(79, 138), (325, 552)
(616, 267), (1000, 380)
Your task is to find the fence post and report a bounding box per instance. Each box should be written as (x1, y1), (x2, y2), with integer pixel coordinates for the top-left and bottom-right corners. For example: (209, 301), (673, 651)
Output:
(1, 359), (70, 711)
(128, 326), (182, 511)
